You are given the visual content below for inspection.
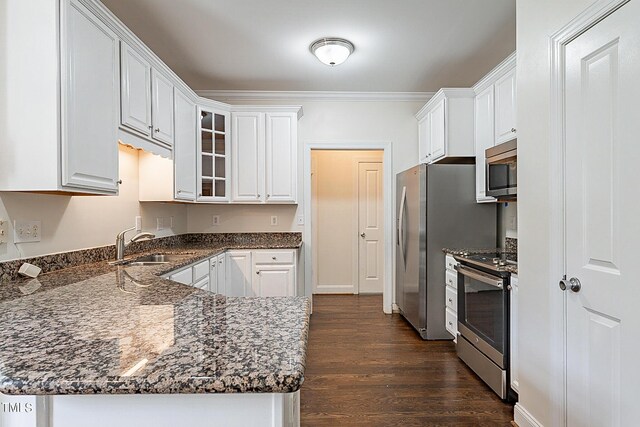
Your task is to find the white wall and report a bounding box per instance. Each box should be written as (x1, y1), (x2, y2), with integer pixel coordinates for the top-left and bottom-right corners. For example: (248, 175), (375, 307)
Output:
(516, 0), (592, 425)
(0, 146), (187, 262)
(311, 150), (383, 293)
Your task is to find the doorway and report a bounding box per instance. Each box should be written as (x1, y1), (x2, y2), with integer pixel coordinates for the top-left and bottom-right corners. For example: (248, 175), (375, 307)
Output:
(310, 150), (384, 295)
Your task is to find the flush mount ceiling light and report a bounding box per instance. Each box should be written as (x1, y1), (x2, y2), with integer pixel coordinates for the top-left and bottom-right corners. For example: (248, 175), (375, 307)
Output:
(310, 38), (354, 66)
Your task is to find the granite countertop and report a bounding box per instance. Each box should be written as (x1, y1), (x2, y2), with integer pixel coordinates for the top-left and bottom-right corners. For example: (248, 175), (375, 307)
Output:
(442, 247), (518, 275)
(0, 237), (310, 396)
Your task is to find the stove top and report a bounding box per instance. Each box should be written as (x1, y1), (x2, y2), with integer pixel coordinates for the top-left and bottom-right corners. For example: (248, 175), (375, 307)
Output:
(454, 251), (517, 273)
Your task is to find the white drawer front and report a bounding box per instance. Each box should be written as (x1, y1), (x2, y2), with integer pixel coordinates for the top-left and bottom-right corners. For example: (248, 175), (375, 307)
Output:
(445, 254), (458, 271)
(445, 270), (457, 289)
(445, 307), (458, 337)
(253, 250), (295, 265)
(445, 286), (457, 312)
(193, 259), (209, 281)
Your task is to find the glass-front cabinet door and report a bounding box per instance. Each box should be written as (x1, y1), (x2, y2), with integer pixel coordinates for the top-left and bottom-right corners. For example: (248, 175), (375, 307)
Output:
(197, 107), (229, 202)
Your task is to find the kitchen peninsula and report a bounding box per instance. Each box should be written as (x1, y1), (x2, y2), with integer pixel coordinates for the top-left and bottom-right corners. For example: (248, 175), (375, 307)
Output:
(0, 234), (309, 427)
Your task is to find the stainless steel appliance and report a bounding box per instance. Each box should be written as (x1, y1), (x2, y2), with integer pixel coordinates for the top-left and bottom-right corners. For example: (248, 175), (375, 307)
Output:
(486, 140), (517, 198)
(454, 252), (516, 401)
(395, 164), (496, 339)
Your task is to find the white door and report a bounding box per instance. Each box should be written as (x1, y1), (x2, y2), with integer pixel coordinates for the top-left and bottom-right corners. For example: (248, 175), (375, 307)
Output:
(474, 85), (496, 202)
(231, 112), (264, 202)
(564, 3), (640, 425)
(151, 69), (174, 146)
(62, 0), (119, 193)
(428, 98), (446, 162)
(265, 113), (297, 203)
(494, 68), (517, 144)
(252, 265), (295, 297)
(120, 42), (151, 136)
(226, 251), (252, 296)
(173, 89), (196, 201)
(418, 117), (429, 163)
(358, 162), (384, 293)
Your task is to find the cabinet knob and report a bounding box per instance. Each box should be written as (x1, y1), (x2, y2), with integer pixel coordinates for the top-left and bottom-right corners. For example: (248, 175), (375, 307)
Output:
(198, 193), (202, 197)
(448, 321), (453, 326)
(155, 128), (160, 133)
(511, 128), (516, 133)
(257, 194), (261, 198)
(177, 190), (182, 194)
(267, 194), (270, 198)
(272, 256), (277, 260)
(256, 271), (260, 275)
(148, 125), (153, 130)
(117, 179), (123, 185)
(219, 260), (223, 265)
(448, 298), (453, 303)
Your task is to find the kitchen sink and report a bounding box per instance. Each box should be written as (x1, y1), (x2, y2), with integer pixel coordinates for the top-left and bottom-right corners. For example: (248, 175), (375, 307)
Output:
(124, 253), (193, 266)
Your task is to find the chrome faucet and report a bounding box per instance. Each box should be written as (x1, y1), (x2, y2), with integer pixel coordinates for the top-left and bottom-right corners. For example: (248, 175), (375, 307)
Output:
(115, 226), (155, 261)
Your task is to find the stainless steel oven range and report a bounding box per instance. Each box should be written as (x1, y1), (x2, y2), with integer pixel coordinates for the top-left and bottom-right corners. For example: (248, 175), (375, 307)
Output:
(453, 253), (517, 401)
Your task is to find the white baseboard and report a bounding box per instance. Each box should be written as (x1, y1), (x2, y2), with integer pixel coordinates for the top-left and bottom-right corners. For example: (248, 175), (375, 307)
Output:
(514, 403), (544, 427)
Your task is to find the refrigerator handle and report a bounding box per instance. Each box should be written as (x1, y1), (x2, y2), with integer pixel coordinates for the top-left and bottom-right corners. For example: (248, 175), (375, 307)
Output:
(398, 186), (407, 266)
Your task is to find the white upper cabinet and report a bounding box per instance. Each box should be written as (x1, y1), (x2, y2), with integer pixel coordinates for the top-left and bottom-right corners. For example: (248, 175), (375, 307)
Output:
(151, 69), (174, 145)
(119, 41), (174, 148)
(265, 113), (298, 203)
(174, 89), (197, 201)
(62, 0), (120, 193)
(231, 112), (265, 202)
(472, 52), (516, 203)
(231, 108), (300, 204)
(120, 42), (152, 137)
(474, 85), (496, 203)
(494, 68), (517, 144)
(416, 89), (475, 164)
(0, 0), (120, 194)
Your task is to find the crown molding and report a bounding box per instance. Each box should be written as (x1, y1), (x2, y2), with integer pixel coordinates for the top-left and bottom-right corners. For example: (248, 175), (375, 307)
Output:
(472, 51), (517, 94)
(196, 90), (434, 103)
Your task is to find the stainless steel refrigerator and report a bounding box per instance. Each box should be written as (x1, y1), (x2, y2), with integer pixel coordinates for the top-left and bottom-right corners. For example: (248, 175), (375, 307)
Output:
(395, 163), (496, 339)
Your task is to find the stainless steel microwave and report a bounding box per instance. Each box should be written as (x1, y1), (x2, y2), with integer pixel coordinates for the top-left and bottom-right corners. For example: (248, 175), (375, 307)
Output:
(486, 140), (517, 198)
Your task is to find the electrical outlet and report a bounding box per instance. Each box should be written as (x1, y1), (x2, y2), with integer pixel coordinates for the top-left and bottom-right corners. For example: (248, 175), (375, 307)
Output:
(0, 219), (7, 244)
(14, 220), (41, 243)
(212, 215), (220, 226)
(297, 216), (304, 226)
(135, 216), (142, 232)
(270, 216), (278, 226)
(156, 217), (165, 231)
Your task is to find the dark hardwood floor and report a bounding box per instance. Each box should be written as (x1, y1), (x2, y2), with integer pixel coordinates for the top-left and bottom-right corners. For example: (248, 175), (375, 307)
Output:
(300, 295), (514, 426)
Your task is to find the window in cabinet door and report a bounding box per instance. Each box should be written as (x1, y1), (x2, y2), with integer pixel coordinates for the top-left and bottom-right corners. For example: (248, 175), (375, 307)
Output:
(198, 108), (229, 202)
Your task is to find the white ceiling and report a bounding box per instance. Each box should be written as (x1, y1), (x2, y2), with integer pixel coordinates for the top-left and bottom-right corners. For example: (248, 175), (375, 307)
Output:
(101, 0), (516, 92)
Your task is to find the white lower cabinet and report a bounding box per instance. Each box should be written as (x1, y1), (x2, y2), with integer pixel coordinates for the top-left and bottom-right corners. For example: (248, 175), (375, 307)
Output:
(510, 274), (519, 393)
(165, 249), (298, 297)
(444, 254), (459, 341)
(226, 251), (253, 296)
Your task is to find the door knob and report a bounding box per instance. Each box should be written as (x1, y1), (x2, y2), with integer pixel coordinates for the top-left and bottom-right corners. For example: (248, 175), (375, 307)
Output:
(360, 232), (366, 238)
(568, 277), (581, 292)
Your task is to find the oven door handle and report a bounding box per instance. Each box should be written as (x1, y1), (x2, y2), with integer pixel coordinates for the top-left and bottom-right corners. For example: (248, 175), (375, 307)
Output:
(456, 265), (504, 289)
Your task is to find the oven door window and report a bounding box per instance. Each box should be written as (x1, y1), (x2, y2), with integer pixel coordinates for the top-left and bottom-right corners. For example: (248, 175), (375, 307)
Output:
(462, 274), (505, 354)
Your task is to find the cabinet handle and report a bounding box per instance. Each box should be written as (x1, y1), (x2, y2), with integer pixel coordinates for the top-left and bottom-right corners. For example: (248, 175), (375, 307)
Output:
(511, 128), (516, 133)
